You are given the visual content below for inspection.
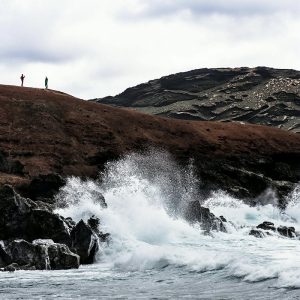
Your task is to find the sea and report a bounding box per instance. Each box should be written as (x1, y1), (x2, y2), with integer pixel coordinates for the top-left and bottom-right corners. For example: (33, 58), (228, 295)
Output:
(0, 152), (300, 299)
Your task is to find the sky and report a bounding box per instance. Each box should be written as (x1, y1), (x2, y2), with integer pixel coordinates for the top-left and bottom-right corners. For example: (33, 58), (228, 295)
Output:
(1, 0), (300, 99)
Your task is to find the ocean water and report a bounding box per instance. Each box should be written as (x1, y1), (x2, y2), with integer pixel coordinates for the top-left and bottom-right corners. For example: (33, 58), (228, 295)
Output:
(1, 152), (300, 300)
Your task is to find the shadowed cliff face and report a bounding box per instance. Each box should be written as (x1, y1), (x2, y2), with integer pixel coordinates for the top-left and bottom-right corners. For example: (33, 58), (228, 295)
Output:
(0, 84), (300, 205)
(94, 67), (300, 133)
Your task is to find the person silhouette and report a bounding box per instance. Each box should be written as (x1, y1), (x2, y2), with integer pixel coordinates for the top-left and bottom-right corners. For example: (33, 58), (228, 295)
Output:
(20, 74), (25, 87)
(45, 76), (48, 89)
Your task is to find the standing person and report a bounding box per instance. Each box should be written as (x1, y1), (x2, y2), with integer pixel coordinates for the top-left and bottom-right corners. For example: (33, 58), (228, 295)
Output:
(45, 76), (48, 89)
(20, 74), (25, 86)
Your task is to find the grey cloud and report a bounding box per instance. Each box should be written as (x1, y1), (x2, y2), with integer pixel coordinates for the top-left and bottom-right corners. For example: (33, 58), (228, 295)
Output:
(0, 48), (76, 64)
(122, 0), (300, 19)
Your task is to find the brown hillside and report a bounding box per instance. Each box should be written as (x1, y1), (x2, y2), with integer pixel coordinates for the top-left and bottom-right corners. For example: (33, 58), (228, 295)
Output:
(0, 84), (299, 203)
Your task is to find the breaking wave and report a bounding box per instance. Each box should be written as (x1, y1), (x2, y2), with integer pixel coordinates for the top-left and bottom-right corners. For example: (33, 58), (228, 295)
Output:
(55, 151), (300, 289)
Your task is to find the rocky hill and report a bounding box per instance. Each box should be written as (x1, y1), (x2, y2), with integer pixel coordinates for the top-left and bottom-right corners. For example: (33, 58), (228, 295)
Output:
(94, 67), (300, 133)
(0, 84), (300, 206)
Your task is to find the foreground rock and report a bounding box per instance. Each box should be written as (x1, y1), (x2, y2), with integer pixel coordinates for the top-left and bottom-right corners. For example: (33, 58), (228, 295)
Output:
(249, 221), (296, 238)
(184, 200), (226, 233)
(0, 185), (109, 270)
(71, 217), (110, 264)
(0, 185), (71, 244)
(0, 239), (79, 271)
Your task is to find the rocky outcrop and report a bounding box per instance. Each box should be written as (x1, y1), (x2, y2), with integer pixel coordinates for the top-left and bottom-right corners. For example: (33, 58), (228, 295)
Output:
(250, 221), (296, 238)
(184, 200), (226, 233)
(0, 185), (70, 244)
(0, 239), (79, 271)
(0, 185), (109, 270)
(94, 67), (300, 133)
(71, 216), (109, 264)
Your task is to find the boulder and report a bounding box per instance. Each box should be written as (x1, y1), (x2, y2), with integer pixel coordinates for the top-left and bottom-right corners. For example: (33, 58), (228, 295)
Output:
(277, 226), (296, 238)
(184, 200), (226, 233)
(0, 185), (36, 240)
(34, 240), (79, 270)
(252, 221), (297, 238)
(249, 229), (265, 238)
(257, 221), (276, 232)
(0, 185), (71, 245)
(7, 240), (50, 270)
(26, 209), (71, 245)
(0, 239), (79, 271)
(0, 243), (11, 268)
(71, 220), (99, 264)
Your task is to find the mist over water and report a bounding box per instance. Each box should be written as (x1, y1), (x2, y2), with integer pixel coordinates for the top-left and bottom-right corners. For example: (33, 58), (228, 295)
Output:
(2, 151), (300, 299)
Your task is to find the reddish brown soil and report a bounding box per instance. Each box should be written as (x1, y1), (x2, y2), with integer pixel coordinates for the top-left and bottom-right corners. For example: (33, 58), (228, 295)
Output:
(0, 84), (299, 198)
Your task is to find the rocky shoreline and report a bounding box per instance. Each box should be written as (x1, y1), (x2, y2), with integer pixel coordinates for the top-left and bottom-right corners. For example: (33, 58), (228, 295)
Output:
(0, 185), (109, 271)
(1, 184), (298, 272)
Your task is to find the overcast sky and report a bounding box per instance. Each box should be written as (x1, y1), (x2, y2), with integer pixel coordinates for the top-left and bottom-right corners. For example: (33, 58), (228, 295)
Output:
(1, 0), (299, 99)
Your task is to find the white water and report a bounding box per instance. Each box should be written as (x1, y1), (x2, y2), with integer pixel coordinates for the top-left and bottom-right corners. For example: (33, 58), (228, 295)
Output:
(2, 152), (300, 299)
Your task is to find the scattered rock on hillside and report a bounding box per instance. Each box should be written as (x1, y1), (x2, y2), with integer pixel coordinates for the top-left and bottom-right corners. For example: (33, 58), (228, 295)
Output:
(94, 67), (300, 133)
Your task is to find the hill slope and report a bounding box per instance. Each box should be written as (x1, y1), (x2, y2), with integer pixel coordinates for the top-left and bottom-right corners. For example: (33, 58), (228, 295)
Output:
(94, 67), (300, 133)
(0, 84), (299, 205)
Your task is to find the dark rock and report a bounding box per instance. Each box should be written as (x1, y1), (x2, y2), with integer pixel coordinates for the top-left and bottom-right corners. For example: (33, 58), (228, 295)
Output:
(7, 240), (50, 270)
(26, 209), (71, 245)
(219, 216), (227, 222)
(257, 221), (276, 231)
(1, 239), (79, 271)
(71, 220), (99, 264)
(3, 263), (20, 272)
(0, 185), (36, 240)
(277, 226), (296, 238)
(9, 160), (24, 175)
(249, 229), (265, 238)
(64, 217), (76, 229)
(87, 215), (100, 231)
(0, 151), (9, 173)
(0, 185), (71, 245)
(34, 240), (79, 270)
(94, 67), (300, 134)
(184, 200), (226, 233)
(254, 221), (296, 238)
(0, 244), (12, 267)
(25, 174), (66, 203)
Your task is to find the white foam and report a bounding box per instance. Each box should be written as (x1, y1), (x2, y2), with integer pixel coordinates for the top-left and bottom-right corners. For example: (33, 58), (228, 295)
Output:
(54, 152), (300, 287)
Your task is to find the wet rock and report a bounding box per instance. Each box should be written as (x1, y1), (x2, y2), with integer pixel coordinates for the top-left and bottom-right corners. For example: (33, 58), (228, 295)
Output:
(25, 174), (66, 203)
(219, 216), (227, 222)
(254, 221), (296, 238)
(257, 221), (276, 231)
(3, 263), (21, 272)
(26, 209), (71, 245)
(90, 190), (107, 208)
(184, 200), (226, 233)
(249, 229), (265, 238)
(0, 185), (71, 245)
(0, 244), (12, 267)
(0, 185), (36, 240)
(277, 226), (296, 238)
(7, 240), (50, 270)
(87, 215), (100, 231)
(63, 217), (76, 229)
(70, 220), (99, 264)
(34, 240), (79, 270)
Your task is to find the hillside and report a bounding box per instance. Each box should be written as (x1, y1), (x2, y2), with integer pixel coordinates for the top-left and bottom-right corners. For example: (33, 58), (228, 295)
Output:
(0, 84), (300, 205)
(94, 67), (300, 133)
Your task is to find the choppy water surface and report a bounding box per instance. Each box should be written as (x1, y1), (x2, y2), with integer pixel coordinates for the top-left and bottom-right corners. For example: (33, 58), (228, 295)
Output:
(1, 152), (300, 299)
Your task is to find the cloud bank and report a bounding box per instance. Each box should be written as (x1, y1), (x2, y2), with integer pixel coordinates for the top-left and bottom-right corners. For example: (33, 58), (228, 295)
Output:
(0, 0), (299, 99)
